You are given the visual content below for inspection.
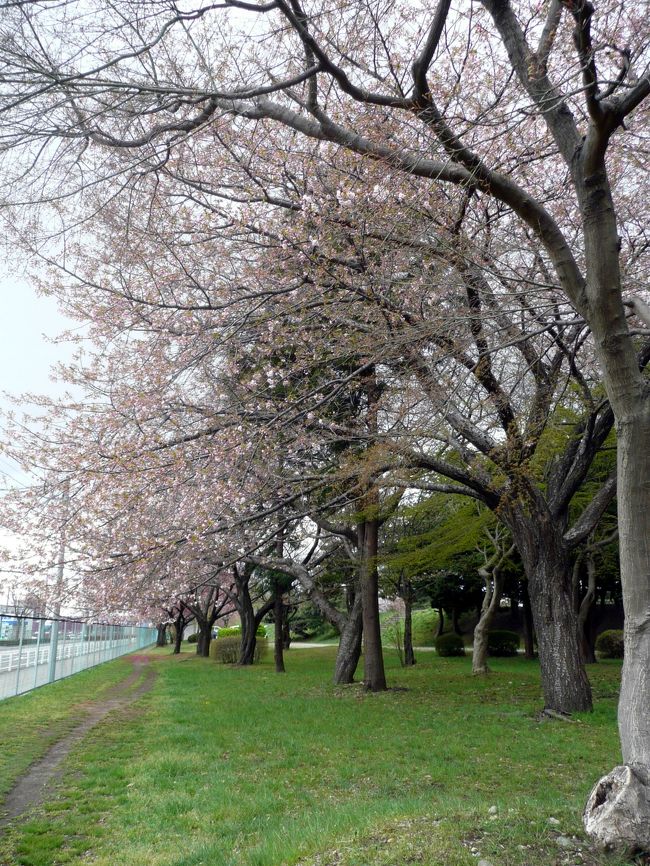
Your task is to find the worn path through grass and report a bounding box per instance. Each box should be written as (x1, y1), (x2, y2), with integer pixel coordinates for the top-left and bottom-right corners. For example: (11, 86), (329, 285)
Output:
(0, 646), (634, 866)
(0, 657), (156, 830)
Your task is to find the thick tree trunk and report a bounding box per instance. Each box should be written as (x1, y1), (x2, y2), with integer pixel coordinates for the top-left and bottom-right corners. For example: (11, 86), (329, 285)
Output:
(510, 515), (592, 713)
(156, 623), (167, 647)
(359, 517), (387, 692)
(577, 169), (650, 848)
(333, 595), (363, 684)
(173, 624), (183, 655)
(616, 415), (650, 783)
(274, 592), (286, 673)
(451, 607), (461, 635)
(238, 582), (257, 666)
(196, 620), (211, 657)
(436, 608), (444, 637)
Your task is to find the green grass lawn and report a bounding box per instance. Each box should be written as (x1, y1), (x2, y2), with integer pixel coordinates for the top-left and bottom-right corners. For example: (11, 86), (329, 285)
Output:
(0, 646), (633, 866)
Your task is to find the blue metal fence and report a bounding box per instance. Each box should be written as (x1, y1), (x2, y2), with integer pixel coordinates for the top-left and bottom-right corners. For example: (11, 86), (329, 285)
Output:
(0, 614), (156, 700)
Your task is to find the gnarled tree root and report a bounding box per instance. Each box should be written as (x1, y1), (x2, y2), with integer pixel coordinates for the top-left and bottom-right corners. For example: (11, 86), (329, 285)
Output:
(584, 765), (650, 852)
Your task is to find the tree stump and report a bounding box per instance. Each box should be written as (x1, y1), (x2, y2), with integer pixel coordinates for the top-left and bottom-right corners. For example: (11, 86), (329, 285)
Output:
(584, 765), (650, 851)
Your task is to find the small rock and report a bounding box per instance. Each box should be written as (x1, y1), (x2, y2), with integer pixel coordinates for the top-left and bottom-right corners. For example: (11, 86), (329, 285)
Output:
(488, 805), (498, 815)
(556, 836), (573, 848)
(478, 861), (493, 866)
(548, 817), (560, 825)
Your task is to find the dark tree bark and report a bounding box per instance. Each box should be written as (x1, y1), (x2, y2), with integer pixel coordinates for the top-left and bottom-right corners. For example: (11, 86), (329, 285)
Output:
(156, 622), (167, 647)
(333, 594), (363, 684)
(436, 608), (444, 637)
(246, 553), (363, 683)
(359, 515), (387, 692)
(282, 615), (291, 650)
(166, 604), (194, 655)
(402, 579), (416, 667)
(184, 582), (233, 659)
(236, 572), (257, 665)
(508, 510), (592, 713)
(451, 607), (461, 636)
(195, 619), (212, 657)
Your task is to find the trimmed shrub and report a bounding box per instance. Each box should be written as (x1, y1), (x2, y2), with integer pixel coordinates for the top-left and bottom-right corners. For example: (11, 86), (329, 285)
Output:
(255, 637), (268, 661)
(209, 635), (268, 664)
(487, 630), (520, 657)
(217, 624), (267, 638)
(210, 636), (239, 663)
(435, 632), (465, 657)
(186, 632), (198, 643)
(595, 629), (624, 659)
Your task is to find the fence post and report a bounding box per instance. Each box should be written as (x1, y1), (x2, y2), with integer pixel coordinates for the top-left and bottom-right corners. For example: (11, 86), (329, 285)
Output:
(14, 617), (25, 696)
(33, 618), (44, 690)
(48, 620), (59, 684)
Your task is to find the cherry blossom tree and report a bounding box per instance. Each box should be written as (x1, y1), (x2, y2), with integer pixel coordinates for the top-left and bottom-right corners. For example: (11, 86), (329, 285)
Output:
(1, 0), (650, 843)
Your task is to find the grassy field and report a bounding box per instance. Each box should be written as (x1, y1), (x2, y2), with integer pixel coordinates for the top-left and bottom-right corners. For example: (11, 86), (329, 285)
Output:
(0, 645), (635, 866)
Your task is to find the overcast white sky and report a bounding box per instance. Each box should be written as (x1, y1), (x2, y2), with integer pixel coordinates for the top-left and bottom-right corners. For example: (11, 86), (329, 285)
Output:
(0, 269), (75, 574)
(0, 272), (73, 411)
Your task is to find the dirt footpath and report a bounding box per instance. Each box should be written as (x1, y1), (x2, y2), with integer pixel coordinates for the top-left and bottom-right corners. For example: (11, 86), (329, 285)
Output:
(0, 657), (156, 830)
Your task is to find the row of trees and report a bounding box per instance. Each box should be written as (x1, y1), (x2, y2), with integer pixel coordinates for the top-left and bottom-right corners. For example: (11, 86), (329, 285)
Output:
(0, 0), (648, 848)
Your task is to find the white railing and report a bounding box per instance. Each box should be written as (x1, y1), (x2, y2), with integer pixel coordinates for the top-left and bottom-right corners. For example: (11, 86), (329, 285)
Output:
(0, 615), (156, 701)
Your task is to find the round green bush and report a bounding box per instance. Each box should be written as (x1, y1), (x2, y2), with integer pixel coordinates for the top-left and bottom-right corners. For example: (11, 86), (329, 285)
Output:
(186, 632), (198, 643)
(595, 629), (624, 659)
(487, 629), (520, 657)
(216, 626), (241, 638)
(435, 632), (465, 657)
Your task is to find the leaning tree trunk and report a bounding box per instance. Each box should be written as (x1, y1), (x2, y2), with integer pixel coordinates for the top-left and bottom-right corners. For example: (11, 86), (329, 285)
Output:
(359, 516), (387, 692)
(473, 542), (513, 675)
(510, 514), (592, 714)
(333, 595), (363, 684)
(577, 552), (597, 665)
